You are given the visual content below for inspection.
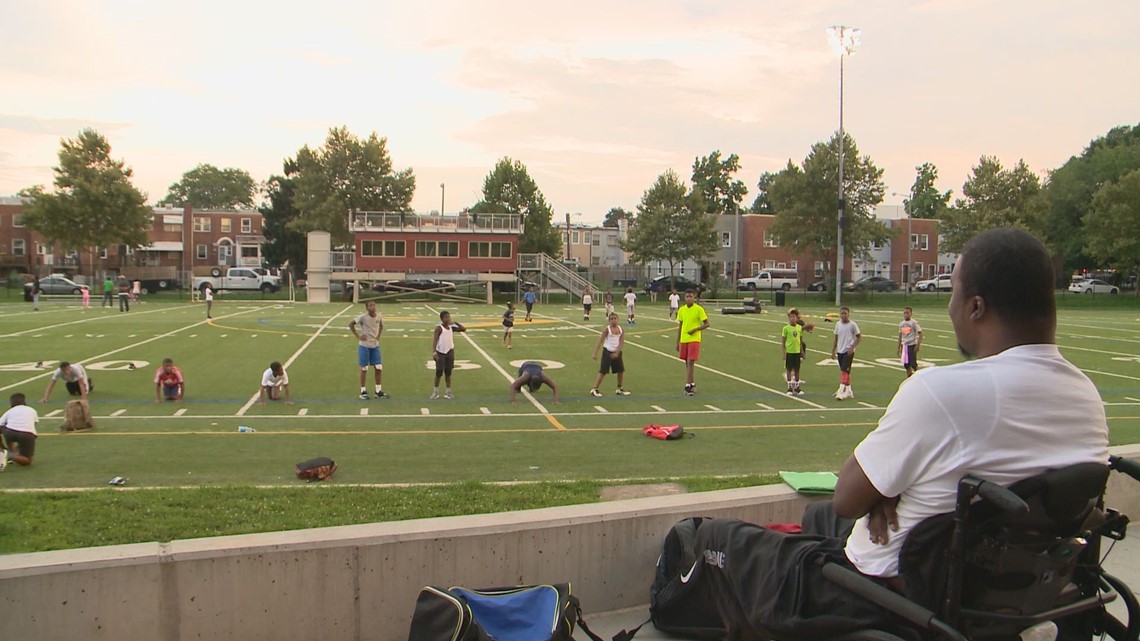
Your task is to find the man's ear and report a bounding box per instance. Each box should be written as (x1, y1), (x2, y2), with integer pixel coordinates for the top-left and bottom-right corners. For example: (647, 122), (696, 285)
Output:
(969, 295), (986, 320)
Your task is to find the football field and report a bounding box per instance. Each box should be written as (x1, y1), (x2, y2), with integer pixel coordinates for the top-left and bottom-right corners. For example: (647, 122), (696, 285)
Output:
(1, 296), (1138, 491)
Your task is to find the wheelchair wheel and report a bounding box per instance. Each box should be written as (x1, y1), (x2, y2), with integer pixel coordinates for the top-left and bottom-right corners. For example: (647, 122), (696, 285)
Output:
(1098, 572), (1139, 641)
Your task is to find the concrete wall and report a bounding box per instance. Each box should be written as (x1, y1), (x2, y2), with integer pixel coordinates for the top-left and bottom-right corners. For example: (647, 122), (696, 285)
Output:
(2, 443), (1137, 641)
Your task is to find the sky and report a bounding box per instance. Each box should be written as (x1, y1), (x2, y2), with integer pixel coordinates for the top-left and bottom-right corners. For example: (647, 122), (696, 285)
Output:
(1, 1), (1137, 224)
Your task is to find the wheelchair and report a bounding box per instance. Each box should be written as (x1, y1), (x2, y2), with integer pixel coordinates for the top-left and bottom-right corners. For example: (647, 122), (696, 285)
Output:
(822, 456), (1140, 641)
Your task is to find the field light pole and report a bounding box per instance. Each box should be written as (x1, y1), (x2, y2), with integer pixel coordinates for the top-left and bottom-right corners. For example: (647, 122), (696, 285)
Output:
(827, 25), (861, 307)
(440, 183), (445, 217)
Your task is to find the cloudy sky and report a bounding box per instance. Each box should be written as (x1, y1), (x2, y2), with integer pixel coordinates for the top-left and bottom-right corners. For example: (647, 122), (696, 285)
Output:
(1, 1), (1136, 223)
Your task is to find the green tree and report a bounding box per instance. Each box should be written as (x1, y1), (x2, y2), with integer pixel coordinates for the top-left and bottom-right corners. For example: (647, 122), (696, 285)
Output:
(938, 157), (1043, 254)
(159, 164), (256, 209)
(288, 126), (415, 246)
(470, 157), (561, 255)
(602, 206), (631, 228)
(1040, 124), (1140, 273)
(691, 150), (748, 215)
(260, 161), (307, 271)
(19, 129), (152, 274)
(906, 162), (952, 219)
(749, 172), (777, 213)
(766, 133), (891, 262)
(1083, 167), (1140, 283)
(622, 170), (717, 280)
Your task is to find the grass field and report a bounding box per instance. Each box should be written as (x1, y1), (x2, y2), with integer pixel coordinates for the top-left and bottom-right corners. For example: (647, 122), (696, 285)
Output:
(2, 291), (1138, 552)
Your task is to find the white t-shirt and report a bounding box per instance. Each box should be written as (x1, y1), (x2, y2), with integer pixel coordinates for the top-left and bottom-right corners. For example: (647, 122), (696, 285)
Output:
(582, 293), (593, 305)
(205, 287), (214, 302)
(602, 325), (623, 352)
(623, 292), (637, 308)
(844, 344), (1110, 577)
(668, 293), (680, 309)
(52, 364), (88, 383)
(261, 368), (289, 388)
(834, 320), (860, 353)
(0, 404), (39, 435)
(353, 312), (382, 348)
(435, 324), (455, 353)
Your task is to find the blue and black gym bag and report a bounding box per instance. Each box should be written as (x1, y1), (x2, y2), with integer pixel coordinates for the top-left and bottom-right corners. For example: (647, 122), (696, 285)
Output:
(407, 583), (604, 641)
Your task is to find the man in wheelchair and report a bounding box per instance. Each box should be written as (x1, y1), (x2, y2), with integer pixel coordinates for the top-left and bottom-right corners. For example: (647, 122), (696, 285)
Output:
(694, 229), (1136, 641)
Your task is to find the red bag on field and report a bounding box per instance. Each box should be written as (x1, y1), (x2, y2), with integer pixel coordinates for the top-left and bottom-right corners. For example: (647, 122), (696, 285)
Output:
(643, 424), (685, 440)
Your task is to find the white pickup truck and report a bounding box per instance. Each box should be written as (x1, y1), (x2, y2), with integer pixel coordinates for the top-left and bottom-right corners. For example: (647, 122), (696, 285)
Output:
(193, 268), (282, 294)
(736, 270), (799, 291)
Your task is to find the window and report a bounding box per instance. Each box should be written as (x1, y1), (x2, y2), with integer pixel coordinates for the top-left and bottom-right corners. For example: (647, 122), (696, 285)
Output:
(815, 261), (825, 277)
(12, 239), (25, 255)
(919, 234), (929, 251)
(763, 231), (777, 248)
(220, 218), (232, 233)
(910, 234), (919, 250)
(591, 256), (600, 266)
(572, 231), (580, 244)
(99, 247), (108, 259)
(765, 259), (776, 268)
(193, 217), (211, 232)
(751, 261), (760, 276)
(776, 262), (786, 269)
(592, 235), (600, 246)
(790, 261), (798, 270)
(163, 222), (181, 232)
(468, 242), (512, 258)
(872, 240), (882, 250)
(606, 236), (617, 246)
(196, 244), (208, 259)
(37, 243), (48, 255)
(439, 241), (459, 257)
(720, 232), (732, 248)
(241, 218), (252, 233)
(361, 240), (406, 257)
(13, 215), (25, 227)
(415, 241), (437, 257)
(241, 246), (259, 259)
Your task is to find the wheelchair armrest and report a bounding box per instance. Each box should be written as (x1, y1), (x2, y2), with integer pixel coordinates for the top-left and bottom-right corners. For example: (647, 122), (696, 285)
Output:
(960, 476), (1029, 515)
(1110, 455), (1140, 483)
(820, 563), (967, 641)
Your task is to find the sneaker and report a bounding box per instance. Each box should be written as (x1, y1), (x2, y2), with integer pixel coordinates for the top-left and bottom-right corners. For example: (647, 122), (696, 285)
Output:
(796, 389), (805, 396)
(359, 392), (370, 400)
(786, 389), (794, 396)
(590, 388), (603, 397)
(430, 391), (440, 400)
(376, 390), (391, 399)
(0, 449), (7, 472)
(444, 391), (453, 400)
(615, 388), (631, 396)
(842, 388), (854, 400)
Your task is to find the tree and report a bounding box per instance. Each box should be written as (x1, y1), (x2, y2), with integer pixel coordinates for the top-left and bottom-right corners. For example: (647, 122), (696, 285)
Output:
(260, 161), (307, 271)
(19, 129), (152, 274)
(765, 133), (891, 263)
(159, 164), (256, 209)
(691, 151), (748, 215)
(470, 157), (561, 255)
(622, 170), (718, 280)
(938, 157), (1043, 254)
(602, 206), (631, 228)
(1040, 124), (1140, 273)
(906, 163), (952, 219)
(1083, 167), (1140, 281)
(749, 172), (777, 213)
(287, 126), (415, 246)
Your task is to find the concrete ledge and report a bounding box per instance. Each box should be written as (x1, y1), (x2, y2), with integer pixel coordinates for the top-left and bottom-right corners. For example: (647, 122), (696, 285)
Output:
(2, 444), (1137, 641)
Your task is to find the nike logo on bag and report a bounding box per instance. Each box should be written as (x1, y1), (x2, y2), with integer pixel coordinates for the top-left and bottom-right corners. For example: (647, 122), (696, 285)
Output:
(679, 562), (698, 583)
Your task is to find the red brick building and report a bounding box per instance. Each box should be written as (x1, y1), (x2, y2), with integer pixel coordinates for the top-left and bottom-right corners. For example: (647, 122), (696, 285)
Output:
(351, 211), (521, 274)
(0, 198), (266, 281)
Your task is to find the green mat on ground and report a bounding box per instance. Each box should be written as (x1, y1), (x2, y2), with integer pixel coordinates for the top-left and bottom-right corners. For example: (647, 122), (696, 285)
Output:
(779, 471), (839, 495)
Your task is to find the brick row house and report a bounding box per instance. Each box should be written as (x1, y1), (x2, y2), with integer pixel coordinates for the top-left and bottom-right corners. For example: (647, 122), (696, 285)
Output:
(0, 198), (267, 285)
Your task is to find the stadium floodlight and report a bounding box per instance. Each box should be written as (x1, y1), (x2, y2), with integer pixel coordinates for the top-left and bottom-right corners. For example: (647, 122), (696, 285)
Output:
(826, 25), (861, 306)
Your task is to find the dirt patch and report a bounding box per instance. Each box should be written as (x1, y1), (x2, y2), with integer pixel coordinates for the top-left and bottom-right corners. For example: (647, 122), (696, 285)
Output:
(599, 483), (686, 501)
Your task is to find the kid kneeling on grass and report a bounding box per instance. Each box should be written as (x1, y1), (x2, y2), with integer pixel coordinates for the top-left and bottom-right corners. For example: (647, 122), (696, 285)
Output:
(0, 392), (39, 470)
(259, 361), (292, 405)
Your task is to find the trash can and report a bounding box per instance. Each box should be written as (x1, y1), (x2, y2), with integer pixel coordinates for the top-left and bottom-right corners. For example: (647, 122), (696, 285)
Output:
(775, 290), (786, 307)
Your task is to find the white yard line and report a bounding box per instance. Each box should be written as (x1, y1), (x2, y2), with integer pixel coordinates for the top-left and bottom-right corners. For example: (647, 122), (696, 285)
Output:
(0, 303), (190, 338)
(235, 305), (356, 416)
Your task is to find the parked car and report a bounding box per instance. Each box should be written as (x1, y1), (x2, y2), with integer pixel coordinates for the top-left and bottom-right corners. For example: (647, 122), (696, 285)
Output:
(1068, 279), (1119, 295)
(137, 279), (179, 294)
(806, 280), (828, 292)
(644, 275), (704, 296)
(914, 274), (953, 292)
(379, 279), (456, 293)
(844, 276), (899, 292)
(24, 275), (89, 300)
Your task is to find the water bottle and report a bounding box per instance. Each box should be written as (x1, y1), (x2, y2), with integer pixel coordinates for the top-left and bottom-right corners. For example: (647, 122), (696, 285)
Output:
(238, 425), (256, 433)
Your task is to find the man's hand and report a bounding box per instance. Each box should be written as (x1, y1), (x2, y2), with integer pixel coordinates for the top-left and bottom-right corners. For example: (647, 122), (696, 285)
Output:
(867, 497), (900, 545)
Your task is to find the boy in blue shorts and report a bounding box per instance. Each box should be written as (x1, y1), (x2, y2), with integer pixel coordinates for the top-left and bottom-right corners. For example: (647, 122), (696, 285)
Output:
(349, 300), (390, 399)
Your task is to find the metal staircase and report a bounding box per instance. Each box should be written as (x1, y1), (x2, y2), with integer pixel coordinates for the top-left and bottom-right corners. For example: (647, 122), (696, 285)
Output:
(517, 253), (594, 300)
